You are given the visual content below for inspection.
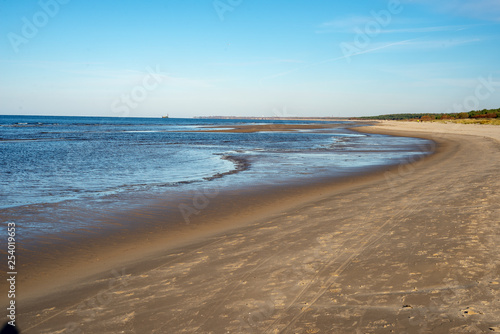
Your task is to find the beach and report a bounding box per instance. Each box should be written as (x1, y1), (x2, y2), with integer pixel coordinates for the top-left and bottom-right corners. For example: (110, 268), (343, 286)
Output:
(8, 121), (500, 333)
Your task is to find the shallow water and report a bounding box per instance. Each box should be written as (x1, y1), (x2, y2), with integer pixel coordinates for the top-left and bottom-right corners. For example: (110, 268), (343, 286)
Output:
(0, 116), (432, 240)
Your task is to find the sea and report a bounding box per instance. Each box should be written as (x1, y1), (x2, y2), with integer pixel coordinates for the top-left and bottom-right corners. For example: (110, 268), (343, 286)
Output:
(0, 116), (432, 243)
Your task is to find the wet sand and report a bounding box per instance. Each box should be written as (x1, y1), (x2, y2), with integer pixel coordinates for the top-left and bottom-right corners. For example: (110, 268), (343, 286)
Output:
(9, 121), (500, 333)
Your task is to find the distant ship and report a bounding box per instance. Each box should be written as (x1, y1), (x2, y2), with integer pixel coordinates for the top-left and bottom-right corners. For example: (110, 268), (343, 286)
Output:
(162, 114), (169, 118)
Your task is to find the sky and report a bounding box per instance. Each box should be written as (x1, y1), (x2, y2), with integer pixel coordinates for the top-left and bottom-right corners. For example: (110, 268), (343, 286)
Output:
(0, 0), (499, 118)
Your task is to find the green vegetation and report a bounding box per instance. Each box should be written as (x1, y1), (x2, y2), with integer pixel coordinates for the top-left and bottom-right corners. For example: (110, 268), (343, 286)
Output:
(359, 108), (500, 121)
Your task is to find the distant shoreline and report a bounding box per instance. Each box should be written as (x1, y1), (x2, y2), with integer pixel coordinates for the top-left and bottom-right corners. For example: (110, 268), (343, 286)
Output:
(193, 116), (355, 121)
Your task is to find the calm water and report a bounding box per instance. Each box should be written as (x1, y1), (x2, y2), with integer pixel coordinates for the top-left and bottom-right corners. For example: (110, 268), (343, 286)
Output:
(1, 116), (432, 238)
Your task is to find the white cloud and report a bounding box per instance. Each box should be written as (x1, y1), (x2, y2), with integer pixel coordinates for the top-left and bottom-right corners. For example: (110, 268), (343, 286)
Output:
(262, 38), (423, 80)
(262, 34), (484, 82)
(317, 18), (480, 35)
(383, 37), (484, 49)
(380, 25), (473, 34)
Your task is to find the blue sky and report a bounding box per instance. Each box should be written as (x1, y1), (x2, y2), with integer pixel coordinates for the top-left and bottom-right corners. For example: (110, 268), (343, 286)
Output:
(1, 0), (499, 117)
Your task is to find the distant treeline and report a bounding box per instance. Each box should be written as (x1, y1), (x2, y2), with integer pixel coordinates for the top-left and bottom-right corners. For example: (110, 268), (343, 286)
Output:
(359, 108), (500, 121)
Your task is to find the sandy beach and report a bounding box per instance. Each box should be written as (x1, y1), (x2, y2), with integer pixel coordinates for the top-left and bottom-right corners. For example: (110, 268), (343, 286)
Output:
(9, 121), (500, 333)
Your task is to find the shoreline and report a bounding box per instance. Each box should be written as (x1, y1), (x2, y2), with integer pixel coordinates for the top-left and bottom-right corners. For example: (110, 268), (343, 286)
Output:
(2, 121), (427, 299)
(4, 138), (434, 302)
(8, 121), (500, 332)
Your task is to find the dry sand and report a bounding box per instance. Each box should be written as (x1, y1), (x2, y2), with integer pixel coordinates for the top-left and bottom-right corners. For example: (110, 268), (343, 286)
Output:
(11, 121), (500, 333)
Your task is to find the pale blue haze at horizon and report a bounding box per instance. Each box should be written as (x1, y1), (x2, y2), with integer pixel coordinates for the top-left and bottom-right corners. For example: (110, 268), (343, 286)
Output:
(0, 0), (499, 117)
